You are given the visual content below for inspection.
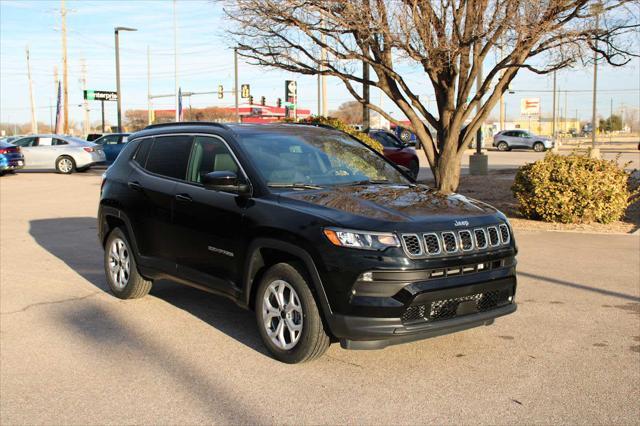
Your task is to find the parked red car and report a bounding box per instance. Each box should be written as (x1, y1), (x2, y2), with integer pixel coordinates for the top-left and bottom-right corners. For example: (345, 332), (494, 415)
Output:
(368, 129), (420, 179)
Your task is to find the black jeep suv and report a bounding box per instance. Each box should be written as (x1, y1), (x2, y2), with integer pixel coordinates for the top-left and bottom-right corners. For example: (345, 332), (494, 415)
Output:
(98, 122), (517, 363)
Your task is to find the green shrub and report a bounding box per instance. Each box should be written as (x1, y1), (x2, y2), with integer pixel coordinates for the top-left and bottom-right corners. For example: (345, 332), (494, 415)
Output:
(511, 152), (636, 224)
(299, 116), (384, 154)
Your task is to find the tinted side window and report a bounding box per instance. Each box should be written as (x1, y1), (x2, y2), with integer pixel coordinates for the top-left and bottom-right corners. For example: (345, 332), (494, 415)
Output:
(53, 138), (68, 146)
(14, 137), (36, 147)
(371, 132), (394, 148)
(186, 136), (239, 184)
(145, 135), (193, 180)
(132, 138), (153, 167)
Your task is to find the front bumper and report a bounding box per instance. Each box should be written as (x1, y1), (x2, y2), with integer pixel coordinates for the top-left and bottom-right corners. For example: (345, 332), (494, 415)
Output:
(326, 275), (517, 349)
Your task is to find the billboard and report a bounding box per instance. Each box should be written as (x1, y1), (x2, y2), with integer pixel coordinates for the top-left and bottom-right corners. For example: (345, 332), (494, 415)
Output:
(520, 98), (540, 116)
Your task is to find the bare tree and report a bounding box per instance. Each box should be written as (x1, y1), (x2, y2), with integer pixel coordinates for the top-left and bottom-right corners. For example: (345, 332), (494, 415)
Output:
(330, 101), (363, 124)
(225, 0), (639, 192)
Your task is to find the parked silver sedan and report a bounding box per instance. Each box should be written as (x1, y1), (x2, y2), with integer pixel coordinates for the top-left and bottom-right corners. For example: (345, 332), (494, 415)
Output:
(10, 134), (106, 174)
(492, 130), (554, 152)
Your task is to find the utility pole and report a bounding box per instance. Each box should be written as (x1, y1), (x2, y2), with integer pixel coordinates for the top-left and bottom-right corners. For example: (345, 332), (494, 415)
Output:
(115, 26), (137, 133)
(147, 45), (152, 125)
(234, 47), (239, 123)
(362, 60), (370, 130)
(551, 71), (557, 143)
(499, 47), (505, 131)
(610, 96), (613, 142)
(318, 25), (327, 117)
(61, 0), (68, 134)
(80, 59), (89, 135)
(590, 2), (603, 157)
(173, 0), (179, 123)
(563, 90), (568, 133)
(469, 61), (487, 175)
(25, 46), (38, 134)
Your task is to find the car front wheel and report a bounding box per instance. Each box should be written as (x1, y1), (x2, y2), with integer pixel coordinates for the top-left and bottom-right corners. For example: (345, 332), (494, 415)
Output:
(533, 142), (545, 152)
(255, 262), (330, 363)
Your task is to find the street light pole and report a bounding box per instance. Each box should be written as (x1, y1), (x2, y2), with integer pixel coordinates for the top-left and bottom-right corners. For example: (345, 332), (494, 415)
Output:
(234, 47), (240, 123)
(114, 26), (137, 133)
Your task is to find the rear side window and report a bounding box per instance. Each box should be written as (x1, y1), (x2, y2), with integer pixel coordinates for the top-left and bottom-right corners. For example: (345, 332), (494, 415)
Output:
(145, 135), (193, 180)
(132, 138), (153, 167)
(53, 138), (68, 146)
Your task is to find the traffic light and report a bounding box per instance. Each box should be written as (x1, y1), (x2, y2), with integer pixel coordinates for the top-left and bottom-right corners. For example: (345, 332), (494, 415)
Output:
(260, 96), (266, 106)
(217, 85), (223, 99)
(277, 98), (282, 108)
(249, 95), (254, 105)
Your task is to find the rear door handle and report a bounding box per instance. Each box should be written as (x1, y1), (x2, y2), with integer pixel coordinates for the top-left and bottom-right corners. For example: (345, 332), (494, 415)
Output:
(128, 181), (142, 191)
(175, 193), (192, 203)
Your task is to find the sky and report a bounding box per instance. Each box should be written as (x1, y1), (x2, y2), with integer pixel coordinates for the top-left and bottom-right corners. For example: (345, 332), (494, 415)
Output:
(1, 0), (639, 129)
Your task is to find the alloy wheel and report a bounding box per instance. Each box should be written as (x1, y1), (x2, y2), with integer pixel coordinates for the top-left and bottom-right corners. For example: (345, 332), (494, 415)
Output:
(262, 279), (303, 350)
(58, 158), (73, 173)
(108, 237), (130, 289)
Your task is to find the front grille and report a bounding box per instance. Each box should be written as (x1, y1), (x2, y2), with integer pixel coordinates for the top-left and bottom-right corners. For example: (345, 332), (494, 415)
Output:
(401, 234), (422, 257)
(499, 224), (510, 244)
(400, 224), (511, 259)
(401, 287), (513, 324)
(423, 233), (441, 254)
(459, 230), (473, 251)
(441, 232), (458, 253)
(487, 226), (500, 246)
(474, 228), (488, 249)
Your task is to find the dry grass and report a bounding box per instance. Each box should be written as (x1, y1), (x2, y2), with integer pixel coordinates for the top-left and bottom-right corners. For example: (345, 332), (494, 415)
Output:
(422, 169), (639, 234)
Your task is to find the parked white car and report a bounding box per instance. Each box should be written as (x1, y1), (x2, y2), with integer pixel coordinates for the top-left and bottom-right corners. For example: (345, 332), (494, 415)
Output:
(11, 134), (105, 173)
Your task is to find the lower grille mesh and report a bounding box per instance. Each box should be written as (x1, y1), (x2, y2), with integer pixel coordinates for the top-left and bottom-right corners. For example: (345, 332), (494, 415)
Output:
(401, 288), (512, 324)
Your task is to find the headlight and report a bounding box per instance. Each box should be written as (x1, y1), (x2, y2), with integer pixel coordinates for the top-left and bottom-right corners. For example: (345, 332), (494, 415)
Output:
(323, 227), (400, 251)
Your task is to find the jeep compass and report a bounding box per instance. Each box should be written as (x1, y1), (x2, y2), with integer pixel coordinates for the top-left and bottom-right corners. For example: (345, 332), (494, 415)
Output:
(98, 123), (517, 363)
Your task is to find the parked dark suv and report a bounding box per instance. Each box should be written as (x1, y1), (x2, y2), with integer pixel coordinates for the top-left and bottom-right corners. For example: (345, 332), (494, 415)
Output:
(98, 122), (517, 363)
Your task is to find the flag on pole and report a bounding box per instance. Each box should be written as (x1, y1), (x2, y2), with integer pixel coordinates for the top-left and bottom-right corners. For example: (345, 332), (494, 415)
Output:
(54, 81), (63, 134)
(178, 87), (183, 122)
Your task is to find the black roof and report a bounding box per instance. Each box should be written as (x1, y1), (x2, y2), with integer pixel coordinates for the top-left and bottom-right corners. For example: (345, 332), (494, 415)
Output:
(134, 122), (344, 139)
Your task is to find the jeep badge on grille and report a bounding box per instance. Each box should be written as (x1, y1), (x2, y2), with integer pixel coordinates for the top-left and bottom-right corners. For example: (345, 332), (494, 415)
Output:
(454, 220), (469, 227)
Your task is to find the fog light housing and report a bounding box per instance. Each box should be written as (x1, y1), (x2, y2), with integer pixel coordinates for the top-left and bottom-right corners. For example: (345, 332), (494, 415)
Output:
(360, 272), (373, 282)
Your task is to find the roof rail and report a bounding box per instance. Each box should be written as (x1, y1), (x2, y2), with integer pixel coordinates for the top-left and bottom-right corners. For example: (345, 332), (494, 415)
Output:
(143, 121), (230, 130)
(279, 122), (339, 131)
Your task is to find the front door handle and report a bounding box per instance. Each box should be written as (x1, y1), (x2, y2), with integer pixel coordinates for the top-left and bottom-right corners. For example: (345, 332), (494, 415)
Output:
(175, 193), (192, 203)
(128, 181), (142, 191)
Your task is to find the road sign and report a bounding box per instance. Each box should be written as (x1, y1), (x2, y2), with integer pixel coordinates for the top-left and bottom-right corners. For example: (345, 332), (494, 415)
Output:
(217, 85), (224, 99)
(84, 90), (117, 101)
(520, 98), (540, 115)
(285, 80), (297, 102)
(241, 84), (250, 99)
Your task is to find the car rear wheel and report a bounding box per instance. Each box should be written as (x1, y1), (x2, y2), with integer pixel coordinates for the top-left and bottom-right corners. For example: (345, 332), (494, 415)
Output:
(399, 129), (412, 142)
(104, 227), (152, 299)
(497, 141), (510, 151)
(533, 142), (545, 152)
(255, 262), (330, 363)
(55, 156), (75, 174)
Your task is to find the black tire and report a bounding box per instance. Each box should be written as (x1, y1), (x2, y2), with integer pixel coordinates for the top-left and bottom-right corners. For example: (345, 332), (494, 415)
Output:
(497, 141), (510, 151)
(255, 262), (330, 363)
(55, 156), (75, 174)
(104, 227), (152, 299)
(533, 142), (545, 152)
(409, 159), (419, 180)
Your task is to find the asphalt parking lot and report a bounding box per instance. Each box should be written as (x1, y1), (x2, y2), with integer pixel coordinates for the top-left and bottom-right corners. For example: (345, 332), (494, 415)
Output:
(1, 171), (639, 424)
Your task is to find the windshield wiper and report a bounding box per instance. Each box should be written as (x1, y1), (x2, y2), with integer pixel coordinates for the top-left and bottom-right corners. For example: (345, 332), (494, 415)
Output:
(343, 179), (390, 186)
(268, 183), (323, 190)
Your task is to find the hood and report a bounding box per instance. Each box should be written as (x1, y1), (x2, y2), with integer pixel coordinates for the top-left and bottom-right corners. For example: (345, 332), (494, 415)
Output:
(278, 184), (499, 228)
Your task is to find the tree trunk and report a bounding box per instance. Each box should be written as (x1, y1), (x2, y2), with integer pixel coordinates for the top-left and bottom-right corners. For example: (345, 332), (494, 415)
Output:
(420, 128), (463, 194)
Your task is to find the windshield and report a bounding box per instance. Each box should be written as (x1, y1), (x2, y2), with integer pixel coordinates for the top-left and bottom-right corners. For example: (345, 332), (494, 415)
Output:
(237, 131), (410, 187)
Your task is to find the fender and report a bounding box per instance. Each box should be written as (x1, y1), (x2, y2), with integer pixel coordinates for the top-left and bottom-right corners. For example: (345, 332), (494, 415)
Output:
(242, 238), (334, 320)
(98, 205), (142, 264)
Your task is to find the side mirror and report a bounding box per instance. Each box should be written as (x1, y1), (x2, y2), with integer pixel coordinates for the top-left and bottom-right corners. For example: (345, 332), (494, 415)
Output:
(202, 171), (251, 195)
